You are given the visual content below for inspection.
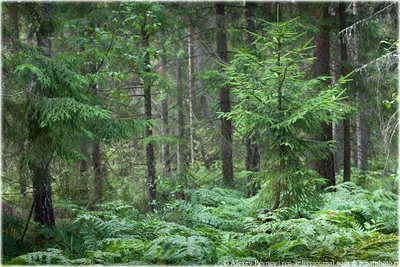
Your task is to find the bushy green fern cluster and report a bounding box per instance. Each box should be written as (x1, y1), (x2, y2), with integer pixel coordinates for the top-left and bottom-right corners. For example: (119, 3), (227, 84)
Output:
(322, 182), (398, 233)
(7, 186), (398, 265)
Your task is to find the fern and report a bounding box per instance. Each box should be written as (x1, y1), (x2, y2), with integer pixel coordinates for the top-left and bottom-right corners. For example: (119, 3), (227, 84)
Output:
(9, 248), (70, 265)
(322, 182), (398, 233)
(8, 186), (398, 264)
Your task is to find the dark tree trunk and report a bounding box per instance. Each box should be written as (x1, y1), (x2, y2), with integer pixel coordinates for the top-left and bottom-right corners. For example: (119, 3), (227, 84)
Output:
(161, 56), (171, 177)
(196, 37), (210, 169)
(216, 3), (234, 187)
(188, 24), (196, 164)
(339, 2), (351, 182)
(36, 3), (53, 58)
(79, 138), (88, 177)
(32, 161), (55, 227)
(245, 2), (261, 196)
(142, 27), (156, 212)
(197, 42), (207, 119)
(79, 44), (89, 181)
(32, 2), (55, 228)
(10, 3), (19, 47)
(313, 3), (335, 188)
(91, 141), (102, 205)
(176, 57), (186, 175)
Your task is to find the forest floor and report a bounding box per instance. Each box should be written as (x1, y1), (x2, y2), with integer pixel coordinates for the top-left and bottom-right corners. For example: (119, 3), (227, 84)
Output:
(3, 180), (399, 265)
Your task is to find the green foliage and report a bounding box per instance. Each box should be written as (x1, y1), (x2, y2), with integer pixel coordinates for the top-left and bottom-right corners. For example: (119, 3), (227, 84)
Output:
(9, 248), (71, 265)
(322, 182), (398, 234)
(7, 186), (397, 265)
(225, 17), (349, 209)
(2, 212), (25, 261)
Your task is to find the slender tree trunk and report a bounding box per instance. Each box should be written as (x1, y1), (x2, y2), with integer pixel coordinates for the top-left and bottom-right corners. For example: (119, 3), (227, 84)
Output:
(273, 21), (283, 211)
(333, 122), (342, 173)
(216, 3), (234, 186)
(80, 138), (88, 177)
(196, 37), (210, 169)
(176, 57), (186, 175)
(245, 2), (260, 196)
(339, 2), (351, 182)
(142, 27), (156, 212)
(91, 141), (102, 205)
(330, 34), (342, 175)
(32, 2), (55, 228)
(356, 93), (369, 174)
(89, 37), (102, 207)
(10, 3), (19, 49)
(188, 24), (196, 165)
(313, 3), (335, 188)
(351, 0), (368, 175)
(160, 57), (171, 177)
(197, 42), (207, 119)
(79, 44), (89, 182)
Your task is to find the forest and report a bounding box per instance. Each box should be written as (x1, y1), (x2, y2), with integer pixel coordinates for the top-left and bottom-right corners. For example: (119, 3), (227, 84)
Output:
(1, 1), (398, 265)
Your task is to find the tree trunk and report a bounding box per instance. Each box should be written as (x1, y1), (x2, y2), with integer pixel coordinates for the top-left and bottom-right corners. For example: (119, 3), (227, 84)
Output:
(92, 141), (102, 205)
(351, 0), (368, 175)
(245, 2), (260, 196)
(89, 39), (102, 207)
(339, 2), (351, 182)
(10, 3), (19, 49)
(176, 57), (186, 175)
(196, 36), (210, 169)
(356, 93), (369, 174)
(333, 122), (342, 173)
(32, 161), (55, 227)
(79, 138), (88, 176)
(79, 44), (89, 182)
(313, 3), (335, 188)
(32, 2), (55, 228)
(36, 3), (53, 58)
(331, 42), (342, 175)
(160, 57), (171, 177)
(188, 24), (196, 165)
(197, 41), (207, 119)
(216, 3), (234, 187)
(142, 27), (156, 212)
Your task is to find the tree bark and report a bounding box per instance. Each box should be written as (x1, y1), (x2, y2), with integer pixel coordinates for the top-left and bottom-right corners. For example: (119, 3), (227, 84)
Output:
(176, 57), (186, 175)
(245, 2), (260, 196)
(32, 161), (55, 227)
(79, 44), (89, 182)
(356, 93), (369, 174)
(216, 3), (234, 187)
(197, 41), (207, 119)
(10, 3), (19, 49)
(339, 2), (351, 182)
(142, 27), (156, 212)
(91, 141), (102, 205)
(32, 2), (55, 228)
(351, 0), (368, 175)
(313, 3), (335, 188)
(79, 138), (88, 177)
(196, 34), (210, 169)
(161, 56), (171, 177)
(188, 24), (196, 165)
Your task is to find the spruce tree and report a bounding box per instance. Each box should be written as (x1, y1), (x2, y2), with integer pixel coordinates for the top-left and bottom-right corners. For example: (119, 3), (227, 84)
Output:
(225, 16), (350, 209)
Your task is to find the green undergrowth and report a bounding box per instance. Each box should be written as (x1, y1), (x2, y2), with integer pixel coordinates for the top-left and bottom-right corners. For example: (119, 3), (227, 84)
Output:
(4, 183), (398, 265)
